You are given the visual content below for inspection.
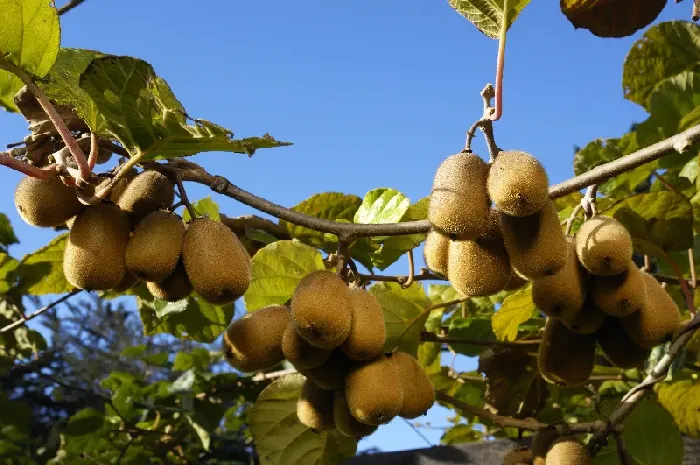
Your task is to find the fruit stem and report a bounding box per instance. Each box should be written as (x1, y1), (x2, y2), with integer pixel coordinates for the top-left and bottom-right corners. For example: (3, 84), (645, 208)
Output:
(399, 250), (416, 289)
(88, 133), (100, 170)
(0, 151), (58, 179)
(174, 173), (198, 221)
(490, 0), (508, 121)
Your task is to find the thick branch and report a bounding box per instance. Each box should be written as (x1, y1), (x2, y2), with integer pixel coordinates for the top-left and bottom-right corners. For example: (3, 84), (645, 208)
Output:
(0, 289), (82, 333)
(420, 332), (540, 347)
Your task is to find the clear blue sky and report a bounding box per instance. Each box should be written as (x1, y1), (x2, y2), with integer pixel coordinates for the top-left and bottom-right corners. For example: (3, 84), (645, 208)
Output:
(0, 0), (687, 454)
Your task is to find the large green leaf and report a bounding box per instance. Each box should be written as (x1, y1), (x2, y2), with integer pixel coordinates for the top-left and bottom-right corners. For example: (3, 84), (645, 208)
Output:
(369, 282), (432, 356)
(370, 196), (429, 270)
(281, 192), (362, 250)
(447, 0), (532, 39)
(0, 71), (20, 112)
(417, 307), (444, 375)
(657, 380), (700, 437)
(491, 285), (537, 341)
(37, 48), (107, 132)
(604, 191), (694, 253)
(623, 21), (700, 110)
(137, 294), (234, 343)
(250, 374), (357, 465)
(0, 254), (19, 294)
(182, 196), (221, 223)
(447, 317), (496, 357)
(14, 233), (71, 295)
(623, 398), (684, 465)
(354, 188), (410, 226)
(0, 214), (18, 247)
(243, 240), (326, 312)
(77, 56), (291, 160)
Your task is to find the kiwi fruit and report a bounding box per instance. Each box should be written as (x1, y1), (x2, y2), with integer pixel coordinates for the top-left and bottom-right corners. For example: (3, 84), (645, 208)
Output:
(488, 150), (549, 217)
(290, 270), (353, 350)
(14, 175), (83, 227)
(596, 317), (651, 368)
(505, 272), (528, 290)
(575, 216), (632, 276)
(500, 200), (568, 279)
(545, 436), (590, 465)
(282, 322), (332, 370)
(532, 238), (587, 319)
(538, 318), (595, 387)
(428, 152), (491, 239)
(447, 211), (512, 296)
(502, 449), (533, 465)
(591, 260), (646, 317)
(108, 167), (138, 203)
(532, 428), (559, 465)
(125, 210), (185, 282)
(389, 352), (435, 419)
(116, 170), (175, 223)
(182, 218), (251, 305)
(345, 354), (404, 425)
(222, 304), (289, 372)
(423, 228), (450, 276)
(299, 349), (353, 390)
(146, 261), (192, 301)
(63, 204), (130, 290)
(620, 272), (682, 349)
(333, 390), (378, 438)
(561, 300), (607, 335)
(296, 379), (335, 432)
(341, 288), (386, 361)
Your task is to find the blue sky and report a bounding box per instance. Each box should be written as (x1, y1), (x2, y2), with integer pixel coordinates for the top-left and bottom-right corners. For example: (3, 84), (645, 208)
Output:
(0, 0), (689, 455)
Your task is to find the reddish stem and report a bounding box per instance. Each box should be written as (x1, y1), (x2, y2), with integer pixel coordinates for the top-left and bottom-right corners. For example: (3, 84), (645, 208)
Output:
(0, 153), (58, 179)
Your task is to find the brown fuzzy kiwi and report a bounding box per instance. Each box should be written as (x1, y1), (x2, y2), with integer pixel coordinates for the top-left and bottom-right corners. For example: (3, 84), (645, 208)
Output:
(345, 354), (404, 425)
(591, 260), (646, 317)
(146, 262), (193, 301)
(595, 317), (651, 368)
(333, 391), (378, 438)
(116, 170), (175, 223)
(423, 228), (450, 277)
(125, 211), (185, 282)
(282, 322), (332, 370)
(538, 318), (595, 387)
(63, 204), (130, 290)
(502, 449), (533, 465)
(500, 200), (568, 279)
(488, 150), (549, 217)
(389, 352), (435, 419)
(545, 436), (590, 465)
(299, 350), (353, 390)
(108, 167), (138, 203)
(532, 238), (587, 319)
(222, 305), (289, 372)
(341, 288), (386, 361)
(575, 216), (632, 276)
(428, 152), (491, 239)
(532, 428), (559, 465)
(182, 218), (251, 305)
(296, 379), (335, 432)
(14, 176), (83, 227)
(447, 210), (512, 296)
(620, 272), (682, 349)
(505, 272), (528, 290)
(561, 300), (607, 335)
(290, 270), (353, 350)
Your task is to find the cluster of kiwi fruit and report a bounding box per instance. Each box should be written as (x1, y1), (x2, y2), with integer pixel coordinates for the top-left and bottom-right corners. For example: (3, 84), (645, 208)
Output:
(221, 270), (436, 438)
(424, 149), (682, 387)
(502, 429), (590, 465)
(13, 171), (251, 304)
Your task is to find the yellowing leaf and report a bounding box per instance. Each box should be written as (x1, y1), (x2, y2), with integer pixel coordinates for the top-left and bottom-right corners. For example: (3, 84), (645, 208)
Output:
(658, 380), (700, 437)
(491, 285), (536, 341)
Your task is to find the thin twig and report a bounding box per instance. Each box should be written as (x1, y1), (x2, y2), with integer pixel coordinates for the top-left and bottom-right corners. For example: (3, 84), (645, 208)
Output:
(0, 289), (83, 333)
(401, 250), (416, 289)
(357, 269), (445, 284)
(565, 204), (582, 235)
(689, 248), (697, 291)
(251, 368), (298, 382)
(174, 173), (197, 220)
(403, 419), (433, 446)
(614, 432), (631, 465)
(420, 332), (540, 347)
(58, 0), (87, 15)
(0, 151), (58, 179)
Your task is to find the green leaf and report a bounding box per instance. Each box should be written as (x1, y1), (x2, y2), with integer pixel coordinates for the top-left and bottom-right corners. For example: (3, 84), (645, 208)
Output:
(250, 374), (357, 465)
(182, 196), (221, 222)
(657, 380), (700, 437)
(354, 188), (410, 228)
(170, 369), (196, 393)
(186, 414), (211, 451)
(680, 157), (700, 184)
(281, 192), (362, 250)
(623, 398), (684, 465)
(138, 294), (234, 343)
(0, 253), (19, 294)
(491, 286), (537, 341)
(14, 233), (71, 295)
(447, 0), (532, 39)
(37, 48), (106, 132)
(0, 71), (20, 112)
(0, 0), (60, 77)
(78, 56), (291, 159)
(604, 191), (694, 253)
(623, 21), (700, 110)
(173, 348), (211, 372)
(244, 240), (326, 312)
(0, 393), (31, 434)
(418, 308), (444, 375)
(428, 284), (462, 305)
(370, 196), (429, 270)
(441, 424), (484, 444)
(447, 317), (495, 357)
(369, 282), (432, 357)
(65, 408), (104, 437)
(0, 214), (18, 247)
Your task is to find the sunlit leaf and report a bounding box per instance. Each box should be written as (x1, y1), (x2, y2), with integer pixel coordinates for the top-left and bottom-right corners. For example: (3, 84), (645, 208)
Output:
(491, 285), (537, 341)
(657, 380), (700, 437)
(354, 188), (410, 227)
(182, 196), (221, 222)
(447, 0), (532, 39)
(14, 233), (71, 295)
